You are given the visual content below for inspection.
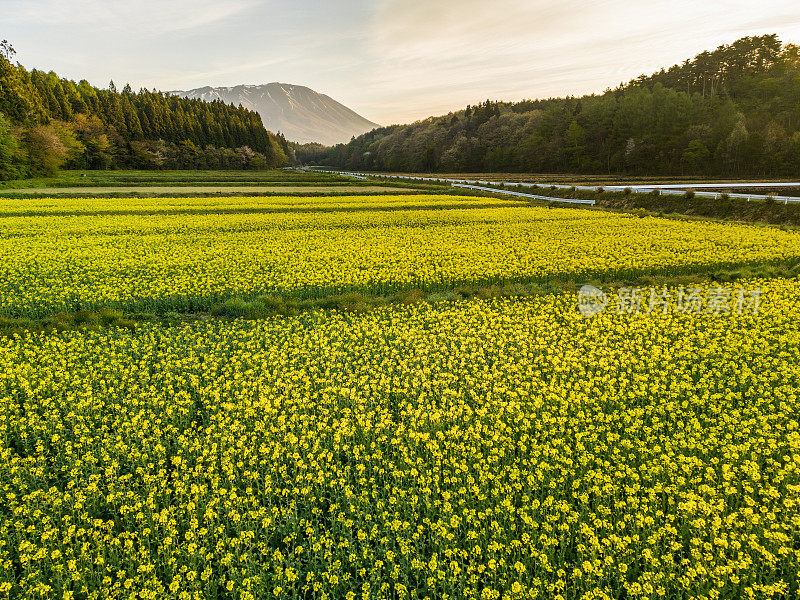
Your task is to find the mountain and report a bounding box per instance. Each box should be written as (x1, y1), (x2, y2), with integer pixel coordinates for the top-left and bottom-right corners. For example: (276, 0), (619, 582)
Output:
(310, 34), (800, 179)
(169, 83), (378, 146)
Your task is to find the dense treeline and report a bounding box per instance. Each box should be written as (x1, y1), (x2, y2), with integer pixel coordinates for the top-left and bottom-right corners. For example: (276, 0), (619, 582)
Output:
(310, 35), (800, 177)
(0, 43), (292, 179)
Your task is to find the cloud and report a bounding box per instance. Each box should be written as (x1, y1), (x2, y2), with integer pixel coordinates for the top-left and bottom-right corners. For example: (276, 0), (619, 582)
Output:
(7, 0), (256, 34)
(6, 0), (800, 124)
(361, 0), (800, 122)
(187, 58), (289, 80)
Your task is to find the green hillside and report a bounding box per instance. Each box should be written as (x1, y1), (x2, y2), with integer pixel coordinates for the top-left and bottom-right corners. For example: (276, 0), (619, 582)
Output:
(311, 35), (800, 178)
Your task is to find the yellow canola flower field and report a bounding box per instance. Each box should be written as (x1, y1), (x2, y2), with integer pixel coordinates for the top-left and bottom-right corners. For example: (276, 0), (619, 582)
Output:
(0, 194), (516, 217)
(1, 278), (799, 599)
(0, 196), (798, 317)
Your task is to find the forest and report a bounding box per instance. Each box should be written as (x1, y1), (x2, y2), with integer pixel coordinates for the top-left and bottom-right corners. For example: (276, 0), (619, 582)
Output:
(0, 42), (292, 180)
(308, 35), (800, 177)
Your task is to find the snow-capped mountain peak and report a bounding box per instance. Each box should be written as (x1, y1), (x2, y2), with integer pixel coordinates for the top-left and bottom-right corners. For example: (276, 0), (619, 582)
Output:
(169, 83), (378, 145)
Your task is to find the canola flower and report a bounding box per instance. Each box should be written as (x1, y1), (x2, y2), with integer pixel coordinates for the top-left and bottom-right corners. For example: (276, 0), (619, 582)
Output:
(0, 194), (515, 217)
(0, 197), (798, 317)
(1, 278), (798, 599)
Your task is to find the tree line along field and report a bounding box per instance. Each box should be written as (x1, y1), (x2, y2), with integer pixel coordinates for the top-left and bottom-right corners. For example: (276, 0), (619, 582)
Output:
(0, 170), (432, 199)
(0, 192), (799, 599)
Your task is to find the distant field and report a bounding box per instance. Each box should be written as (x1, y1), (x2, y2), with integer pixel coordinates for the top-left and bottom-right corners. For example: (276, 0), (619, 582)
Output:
(375, 172), (800, 185)
(7, 169), (798, 190)
(0, 169), (442, 198)
(0, 169), (349, 189)
(0, 185), (415, 196)
(0, 194), (521, 217)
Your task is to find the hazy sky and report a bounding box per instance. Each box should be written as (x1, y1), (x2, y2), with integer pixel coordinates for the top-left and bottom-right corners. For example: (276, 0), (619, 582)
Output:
(6, 0), (800, 125)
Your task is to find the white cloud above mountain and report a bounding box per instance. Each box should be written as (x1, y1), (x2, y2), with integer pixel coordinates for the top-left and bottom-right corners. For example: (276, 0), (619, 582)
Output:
(6, 0), (800, 124)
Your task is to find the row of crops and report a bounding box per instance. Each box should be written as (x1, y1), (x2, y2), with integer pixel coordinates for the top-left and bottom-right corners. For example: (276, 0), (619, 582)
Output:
(1, 196), (798, 317)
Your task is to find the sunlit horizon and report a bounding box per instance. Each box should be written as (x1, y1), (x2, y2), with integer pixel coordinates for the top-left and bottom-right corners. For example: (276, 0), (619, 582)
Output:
(6, 0), (800, 125)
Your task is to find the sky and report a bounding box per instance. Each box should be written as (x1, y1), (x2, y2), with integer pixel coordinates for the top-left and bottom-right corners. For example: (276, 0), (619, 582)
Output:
(5, 0), (800, 126)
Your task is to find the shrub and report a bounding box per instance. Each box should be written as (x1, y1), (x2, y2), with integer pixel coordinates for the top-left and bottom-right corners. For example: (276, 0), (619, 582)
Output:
(684, 189), (696, 199)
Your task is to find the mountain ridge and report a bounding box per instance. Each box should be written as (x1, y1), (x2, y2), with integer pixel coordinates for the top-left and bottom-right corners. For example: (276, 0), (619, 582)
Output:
(169, 83), (378, 146)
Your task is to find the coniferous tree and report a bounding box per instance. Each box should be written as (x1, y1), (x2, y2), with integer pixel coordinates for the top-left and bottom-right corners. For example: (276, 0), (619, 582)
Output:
(0, 50), (291, 175)
(310, 34), (800, 178)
